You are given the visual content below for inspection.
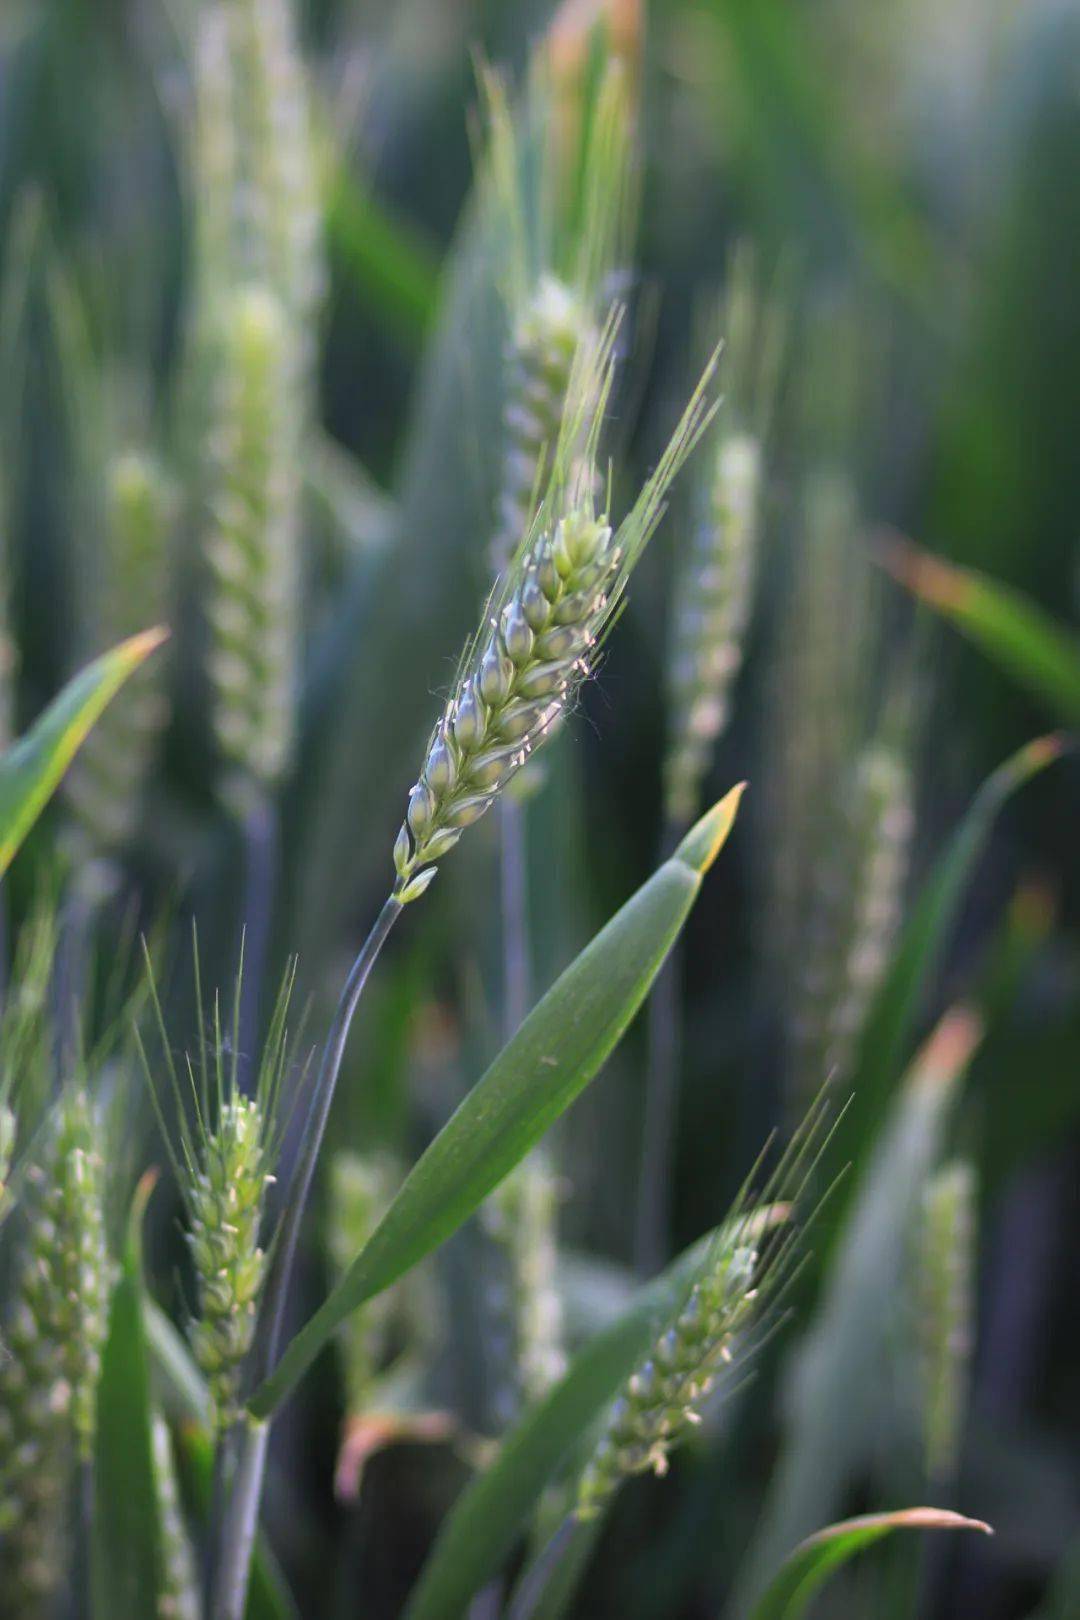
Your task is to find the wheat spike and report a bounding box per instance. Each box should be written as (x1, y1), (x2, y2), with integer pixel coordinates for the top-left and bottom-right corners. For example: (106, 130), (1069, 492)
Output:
(65, 448), (174, 867)
(917, 1159), (976, 1483)
(392, 327), (718, 901)
(0, 1090), (114, 1616)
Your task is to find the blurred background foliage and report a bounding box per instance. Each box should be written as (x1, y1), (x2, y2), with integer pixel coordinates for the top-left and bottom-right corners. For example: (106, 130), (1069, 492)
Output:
(1, 0), (1078, 1615)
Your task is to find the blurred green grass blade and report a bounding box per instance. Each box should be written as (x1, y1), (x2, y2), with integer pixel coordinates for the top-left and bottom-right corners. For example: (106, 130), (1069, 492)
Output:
(732, 1011), (981, 1612)
(324, 155), (440, 344)
(879, 536), (1080, 723)
(749, 1508), (992, 1620)
(0, 627), (168, 874)
(251, 787), (744, 1419)
(834, 733), (1064, 1221)
(92, 1178), (164, 1619)
(145, 1297), (212, 1429)
(404, 1235), (715, 1620)
(1030, 1540), (1080, 1620)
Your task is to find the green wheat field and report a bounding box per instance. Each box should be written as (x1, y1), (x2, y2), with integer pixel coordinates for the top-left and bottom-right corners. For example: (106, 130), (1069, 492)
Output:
(0, 1), (1078, 1616)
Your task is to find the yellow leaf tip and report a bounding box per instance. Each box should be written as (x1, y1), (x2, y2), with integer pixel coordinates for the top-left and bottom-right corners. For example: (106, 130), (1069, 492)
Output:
(674, 781), (746, 876)
(121, 624), (170, 663)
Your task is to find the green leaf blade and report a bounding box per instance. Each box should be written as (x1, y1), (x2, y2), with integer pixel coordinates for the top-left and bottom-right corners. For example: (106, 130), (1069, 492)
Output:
(879, 537), (1080, 724)
(249, 785), (743, 1419)
(0, 627), (168, 875)
(91, 1182), (164, 1620)
(750, 1507), (992, 1620)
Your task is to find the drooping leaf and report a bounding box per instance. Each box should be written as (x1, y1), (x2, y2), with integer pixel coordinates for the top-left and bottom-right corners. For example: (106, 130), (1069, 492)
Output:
(749, 1507), (992, 1620)
(0, 627), (168, 874)
(403, 1235), (714, 1620)
(91, 1176), (164, 1619)
(878, 536), (1080, 724)
(731, 1010), (981, 1612)
(250, 787), (743, 1419)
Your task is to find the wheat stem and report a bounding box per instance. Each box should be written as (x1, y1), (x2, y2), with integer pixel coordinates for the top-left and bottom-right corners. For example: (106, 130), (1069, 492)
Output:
(211, 1416), (269, 1620)
(214, 894), (403, 1620)
(237, 794), (279, 1094)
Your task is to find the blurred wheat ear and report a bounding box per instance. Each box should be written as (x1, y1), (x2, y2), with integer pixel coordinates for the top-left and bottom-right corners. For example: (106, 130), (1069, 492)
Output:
(0, 1089), (114, 1618)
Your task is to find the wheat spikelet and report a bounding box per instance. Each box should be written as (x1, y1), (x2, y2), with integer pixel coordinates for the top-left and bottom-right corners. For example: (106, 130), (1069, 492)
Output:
(792, 734), (913, 1098)
(151, 1414), (202, 1620)
(228, 0), (323, 367)
(916, 1159), (976, 1483)
(204, 284), (299, 809)
(65, 448), (174, 867)
(326, 1151), (401, 1416)
(482, 59), (636, 575)
(190, 0), (322, 811)
(663, 249), (789, 826)
(392, 327), (718, 901)
(141, 951), (297, 1431)
(574, 1197), (801, 1520)
(483, 1148), (565, 1420)
(0, 1090), (113, 1615)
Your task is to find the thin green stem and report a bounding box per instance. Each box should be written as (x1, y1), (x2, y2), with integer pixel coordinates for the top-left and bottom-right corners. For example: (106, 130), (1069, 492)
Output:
(237, 793), (279, 1096)
(506, 1514), (595, 1620)
(210, 1418), (269, 1620)
(212, 892), (403, 1620)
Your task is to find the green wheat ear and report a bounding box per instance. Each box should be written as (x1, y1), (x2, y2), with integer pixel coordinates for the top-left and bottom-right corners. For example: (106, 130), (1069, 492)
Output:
(0, 1088), (114, 1616)
(479, 54), (638, 574)
(204, 283), (300, 810)
(139, 939), (304, 1431)
(664, 245), (790, 827)
(916, 1159), (976, 1484)
(189, 0), (322, 813)
(392, 326), (719, 900)
(65, 446), (175, 875)
(575, 1093), (834, 1519)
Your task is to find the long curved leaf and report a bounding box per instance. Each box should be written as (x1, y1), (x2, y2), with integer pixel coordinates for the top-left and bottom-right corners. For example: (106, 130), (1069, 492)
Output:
(404, 1235), (714, 1620)
(0, 627), (168, 874)
(878, 536), (1080, 724)
(250, 785), (744, 1418)
(749, 1508), (992, 1620)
